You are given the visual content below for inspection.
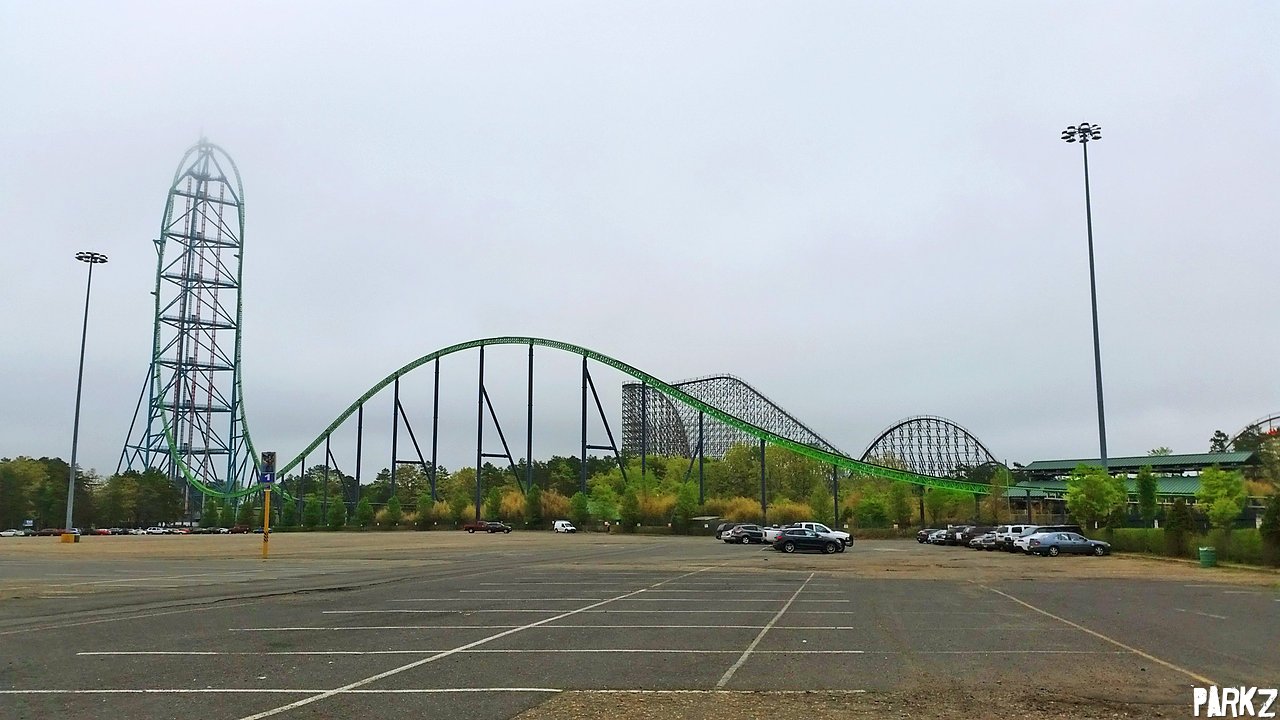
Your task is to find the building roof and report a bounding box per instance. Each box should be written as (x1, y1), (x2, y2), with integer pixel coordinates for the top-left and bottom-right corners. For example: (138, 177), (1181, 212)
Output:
(1012, 475), (1202, 499)
(1021, 451), (1255, 474)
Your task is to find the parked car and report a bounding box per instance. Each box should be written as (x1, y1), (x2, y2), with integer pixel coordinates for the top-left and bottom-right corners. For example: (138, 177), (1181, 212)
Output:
(926, 529), (948, 544)
(995, 524), (1040, 552)
(1027, 532), (1111, 557)
(772, 528), (842, 554)
(726, 524), (765, 544)
(1013, 525), (1083, 553)
(1, 529), (25, 537)
(145, 527), (166, 535)
(939, 525), (972, 546)
(714, 522), (742, 540)
(959, 526), (996, 546)
(970, 532), (999, 550)
(228, 525), (252, 534)
(462, 520), (512, 534)
(552, 520), (577, 533)
(917, 528), (941, 543)
(760, 525), (788, 542)
(789, 521), (851, 547)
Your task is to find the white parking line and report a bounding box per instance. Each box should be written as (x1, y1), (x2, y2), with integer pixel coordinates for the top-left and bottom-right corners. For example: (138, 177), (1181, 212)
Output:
(387, 598), (848, 603)
(717, 573), (814, 688)
(79, 649), (1126, 657)
(0, 601), (262, 637)
(230, 625), (859, 631)
(1174, 608), (1227, 620)
(235, 566), (720, 720)
(2, 688), (881, 696)
(322, 609), (858, 614)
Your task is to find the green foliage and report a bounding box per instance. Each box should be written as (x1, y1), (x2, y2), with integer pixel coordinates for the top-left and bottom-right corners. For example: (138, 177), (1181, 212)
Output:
(1259, 494), (1280, 565)
(524, 484), (543, 527)
(923, 487), (968, 525)
(588, 484), (618, 522)
(672, 482), (699, 532)
(1196, 466), (1246, 530)
(1148, 447), (1172, 456)
(384, 496), (402, 528)
(236, 500), (256, 527)
(448, 493), (471, 524)
(855, 497), (889, 528)
(618, 488), (640, 530)
(1164, 497), (1194, 556)
(415, 492), (434, 529)
(1209, 430), (1231, 453)
(807, 483), (834, 526)
(355, 497), (375, 528)
(200, 498), (220, 528)
(885, 482), (912, 527)
(326, 498), (347, 530)
(1064, 465), (1125, 530)
(569, 491), (591, 528)
(278, 498), (297, 528)
(302, 495), (323, 529)
(1135, 466), (1158, 526)
(483, 487), (502, 519)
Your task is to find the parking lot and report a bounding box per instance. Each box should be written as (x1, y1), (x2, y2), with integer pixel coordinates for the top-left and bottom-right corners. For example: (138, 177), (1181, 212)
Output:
(1, 533), (1277, 719)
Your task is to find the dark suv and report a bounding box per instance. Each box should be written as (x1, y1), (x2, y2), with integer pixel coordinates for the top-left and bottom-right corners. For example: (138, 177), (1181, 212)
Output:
(726, 524), (765, 544)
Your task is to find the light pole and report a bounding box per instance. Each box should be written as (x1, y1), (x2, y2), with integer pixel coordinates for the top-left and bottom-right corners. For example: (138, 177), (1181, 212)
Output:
(65, 251), (108, 539)
(1061, 122), (1107, 471)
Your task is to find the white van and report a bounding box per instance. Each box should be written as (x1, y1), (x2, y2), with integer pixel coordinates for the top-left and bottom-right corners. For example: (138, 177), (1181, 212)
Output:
(552, 520), (577, 533)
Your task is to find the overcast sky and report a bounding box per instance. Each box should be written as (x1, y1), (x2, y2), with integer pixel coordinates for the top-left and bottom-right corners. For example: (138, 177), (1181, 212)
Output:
(2, 1), (1277, 481)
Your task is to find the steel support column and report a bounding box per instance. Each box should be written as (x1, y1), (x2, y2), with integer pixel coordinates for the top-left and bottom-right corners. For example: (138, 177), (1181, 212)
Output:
(526, 344), (534, 491)
(431, 358), (439, 501)
(355, 404), (363, 499)
(475, 347), (484, 520)
(759, 438), (767, 523)
(580, 355), (588, 494)
(697, 412), (705, 504)
(391, 378), (400, 497)
(640, 383), (647, 479)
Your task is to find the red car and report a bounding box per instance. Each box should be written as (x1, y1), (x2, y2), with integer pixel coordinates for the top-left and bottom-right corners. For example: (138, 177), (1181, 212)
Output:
(462, 520), (512, 534)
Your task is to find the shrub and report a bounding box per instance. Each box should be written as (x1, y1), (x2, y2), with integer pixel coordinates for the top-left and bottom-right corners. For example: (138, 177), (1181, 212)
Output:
(498, 489), (525, 522)
(720, 496), (763, 523)
(767, 500), (810, 525)
(383, 496), (403, 529)
(569, 491), (591, 528)
(428, 500), (452, 525)
(637, 492), (675, 526)
(302, 495), (322, 530)
(326, 499), (347, 530)
(540, 489), (571, 522)
(354, 497), (374, 529)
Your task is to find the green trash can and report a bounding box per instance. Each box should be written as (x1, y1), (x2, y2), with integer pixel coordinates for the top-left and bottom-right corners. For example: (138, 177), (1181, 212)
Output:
(1198, 546), (1217, 568)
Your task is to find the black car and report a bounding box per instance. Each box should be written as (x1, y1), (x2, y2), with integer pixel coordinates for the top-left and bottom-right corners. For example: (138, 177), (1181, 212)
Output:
(772, 528), (842, 554)
(941, 525), (972, 546)
(959, 526), (996, 546)
(727, 524), (765, 544)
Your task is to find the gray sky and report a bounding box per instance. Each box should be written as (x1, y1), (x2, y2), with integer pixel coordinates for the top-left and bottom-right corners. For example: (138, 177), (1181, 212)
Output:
(2, 1), (1277, 480)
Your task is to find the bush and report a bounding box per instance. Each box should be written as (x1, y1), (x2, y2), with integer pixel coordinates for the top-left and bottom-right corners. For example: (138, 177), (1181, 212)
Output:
(1108, 528), (1164, 554)
(766, 500), (809, 525)
(720, 496), (763, 523)
(540, 489), (571, 523)
(428, 500), (452, 525)
(498, 489), (525, 522)
(326, 499), (347, 530)
(383, 496), (403, 529)
(637, 492), (675, 526)
(353, 497), (373, 529)
(302, 496), (322, 530)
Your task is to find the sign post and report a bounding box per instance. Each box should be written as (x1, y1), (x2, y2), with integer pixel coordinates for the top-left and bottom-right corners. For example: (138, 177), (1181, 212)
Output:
(260, 451), (275, 559)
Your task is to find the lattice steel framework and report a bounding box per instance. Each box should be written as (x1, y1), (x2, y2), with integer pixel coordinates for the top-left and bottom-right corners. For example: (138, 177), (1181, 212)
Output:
(860, 415), (998, 478)
(621, 374), (845, 459)
(119, 140), (256, 497)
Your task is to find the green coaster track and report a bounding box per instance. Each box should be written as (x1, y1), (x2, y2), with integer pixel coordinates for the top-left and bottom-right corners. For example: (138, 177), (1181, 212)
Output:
(191, 336), (1024, 501)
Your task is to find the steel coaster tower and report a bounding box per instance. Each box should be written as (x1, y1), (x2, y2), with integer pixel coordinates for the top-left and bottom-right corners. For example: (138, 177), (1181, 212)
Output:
(119, 139), (254, 498)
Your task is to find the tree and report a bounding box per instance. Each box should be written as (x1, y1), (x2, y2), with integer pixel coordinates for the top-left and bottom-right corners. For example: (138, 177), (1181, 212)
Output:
(302, 495), (323, 529)
(1196, 467), (1246, 531)
(483, 487), (503, 519)
(588, 483), (619, 523)
(1136, 466), (1158, 527)
(1064, 465), (1125, 530)
(384, 496), (402, 529)
(1148, 447), (1173, 456)
(279, 497), (297, 528)
(569, 491), (591, 528)
(355, 497), (375, 528)
(1209, 430), (1231, 453)
(326, 498), (347, 530)
(200, 497), (220, 528)
(1259, 494), (1280, 566)
(1165, 497), (1194, 556)
(619, 488), (640, 530)
(236, 500), (256, 527)
(672, 482), (699, 532)
(524, 484), (543, 528)
(448, 493), (470, 524)
(808, 484), (834, 526)
(415, 492), (433, 529)
(885, 482), (912, 527)
(924, 488), (966, 526)
(854, 496), (889, 528)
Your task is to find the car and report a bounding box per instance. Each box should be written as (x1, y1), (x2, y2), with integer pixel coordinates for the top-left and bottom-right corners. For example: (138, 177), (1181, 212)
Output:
(228, 525), (252, 534)
(772, 528), (842, 554)
(145, 527), (166, 535)
(959, 525), (996, 546)
(552, 520), (577, 533)
(926, 529), (948, 544)
(726, 524), (765, 544)
(970, 532), (999, 550)
(1013, 524), (1084, 553)
(761, 525), (788, 542)
(917, 528), (941, 543)
(0, 529), (31, 537)
(714, 522), (742, 540)
(462, 520), (512, 534)
(790, 521), (852, 547)
(995, 524), (1040, 552)
(1027, 531), (1111, 557)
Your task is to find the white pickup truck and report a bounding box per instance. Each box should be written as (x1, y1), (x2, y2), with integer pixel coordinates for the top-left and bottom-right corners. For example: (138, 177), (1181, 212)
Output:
(764, 522), (851, 547)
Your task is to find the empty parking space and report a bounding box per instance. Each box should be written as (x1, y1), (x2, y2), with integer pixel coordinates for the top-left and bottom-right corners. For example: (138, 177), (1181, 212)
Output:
(2, 535), (1275, 718)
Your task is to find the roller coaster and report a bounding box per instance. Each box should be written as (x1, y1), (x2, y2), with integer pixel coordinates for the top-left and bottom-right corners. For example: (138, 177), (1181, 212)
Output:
(115, 141), (1270, 517)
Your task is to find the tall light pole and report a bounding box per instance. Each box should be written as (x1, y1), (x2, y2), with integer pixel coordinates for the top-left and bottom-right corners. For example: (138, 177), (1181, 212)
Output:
(1061, 122), (1108, 471)
(65, 251), (108, 538)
